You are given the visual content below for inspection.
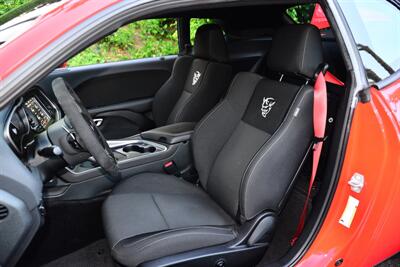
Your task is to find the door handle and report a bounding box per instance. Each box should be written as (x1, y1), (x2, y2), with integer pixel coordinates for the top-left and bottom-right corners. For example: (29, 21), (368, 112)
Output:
(93, 118), (103, 127)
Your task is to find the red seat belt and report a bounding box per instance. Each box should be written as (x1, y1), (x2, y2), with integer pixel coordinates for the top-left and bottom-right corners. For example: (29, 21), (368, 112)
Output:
(290, 71), (327, 246)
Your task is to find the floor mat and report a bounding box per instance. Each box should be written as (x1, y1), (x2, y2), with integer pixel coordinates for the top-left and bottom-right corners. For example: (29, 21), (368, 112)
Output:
(17, 198), (106, 267)
(42, 239), (115, 267)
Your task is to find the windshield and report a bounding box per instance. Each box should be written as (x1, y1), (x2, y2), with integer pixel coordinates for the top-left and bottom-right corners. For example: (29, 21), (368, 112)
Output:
(0, 0), (62, 45)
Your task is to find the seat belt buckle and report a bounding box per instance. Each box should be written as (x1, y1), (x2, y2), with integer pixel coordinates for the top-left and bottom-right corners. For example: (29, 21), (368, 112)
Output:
(163, 161), (181, 176)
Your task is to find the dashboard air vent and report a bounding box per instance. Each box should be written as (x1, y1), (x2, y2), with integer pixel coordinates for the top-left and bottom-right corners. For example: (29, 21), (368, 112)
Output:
(0, 204), (9, 220)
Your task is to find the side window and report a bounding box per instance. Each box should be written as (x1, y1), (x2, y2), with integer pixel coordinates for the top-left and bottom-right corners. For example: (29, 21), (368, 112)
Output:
(286, 4), (316, 24)
(286, 4), (330, 30)
(338, 0), (400, 83)
(190, 18), (214, 45)
(68, 18), (179, 67)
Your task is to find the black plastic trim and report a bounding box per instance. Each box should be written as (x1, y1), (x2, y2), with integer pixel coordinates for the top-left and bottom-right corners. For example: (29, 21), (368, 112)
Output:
(140, 212), (277, 267)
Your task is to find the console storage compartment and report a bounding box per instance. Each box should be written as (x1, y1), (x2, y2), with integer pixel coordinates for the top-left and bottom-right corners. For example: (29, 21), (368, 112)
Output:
(141, 122), (196, 144)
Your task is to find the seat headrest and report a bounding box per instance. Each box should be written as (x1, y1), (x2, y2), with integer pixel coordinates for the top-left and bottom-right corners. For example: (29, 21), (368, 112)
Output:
(267, 24), (323, 79)
(194, 24), (228, 63)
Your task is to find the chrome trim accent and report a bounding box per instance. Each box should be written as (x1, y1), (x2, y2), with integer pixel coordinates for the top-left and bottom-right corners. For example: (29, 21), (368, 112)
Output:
(348, 173), (364, 193)
(107, 139), (166, 150)
(93, 118), (103, 127)
(37, 89), (61, 121)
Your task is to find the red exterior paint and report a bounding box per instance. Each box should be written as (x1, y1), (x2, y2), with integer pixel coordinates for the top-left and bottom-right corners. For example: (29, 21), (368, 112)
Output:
(297, 82), (400, 266)
(311, 3), (330, 30)
(0, 0), (121, 81)
(1, 0), (400, 266)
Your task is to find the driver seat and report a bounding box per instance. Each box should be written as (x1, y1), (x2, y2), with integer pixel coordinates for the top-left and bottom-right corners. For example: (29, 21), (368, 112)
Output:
(102, 24), (324, 267)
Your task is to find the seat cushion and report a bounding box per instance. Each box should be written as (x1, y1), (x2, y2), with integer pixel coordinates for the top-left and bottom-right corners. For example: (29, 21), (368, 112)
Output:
(103, 173), (237, 266)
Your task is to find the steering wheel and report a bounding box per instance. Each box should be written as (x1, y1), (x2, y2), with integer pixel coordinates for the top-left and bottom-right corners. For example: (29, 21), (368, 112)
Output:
(51, 77), (120, 178)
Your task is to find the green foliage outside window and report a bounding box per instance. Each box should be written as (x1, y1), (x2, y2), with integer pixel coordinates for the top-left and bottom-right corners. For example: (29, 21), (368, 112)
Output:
(286, 4), (316, 24)
(0, 0), (55, 24)
(0, 0), (30, 17)
(68, 18), (212, 67)
(68, 19), (179, 67)
(1, 1), (315, 67)
(190, 18), (214, 44)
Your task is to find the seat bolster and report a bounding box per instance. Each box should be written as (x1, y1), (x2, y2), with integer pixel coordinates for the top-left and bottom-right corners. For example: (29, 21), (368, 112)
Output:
(153, 56), (194, 127)
(167, 59), (232, 125)
(112, 226), (237, 267)
(192, 72), (262, 188)
(240, 85), (314, 219)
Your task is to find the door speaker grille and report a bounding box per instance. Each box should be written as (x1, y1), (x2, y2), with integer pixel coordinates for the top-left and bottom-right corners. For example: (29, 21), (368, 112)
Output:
(0, 204), (9, 220)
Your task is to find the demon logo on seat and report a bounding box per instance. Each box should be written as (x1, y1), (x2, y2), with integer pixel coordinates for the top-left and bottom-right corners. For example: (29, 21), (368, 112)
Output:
(261, 97), (276, 118)
(192, 71), (201, 85)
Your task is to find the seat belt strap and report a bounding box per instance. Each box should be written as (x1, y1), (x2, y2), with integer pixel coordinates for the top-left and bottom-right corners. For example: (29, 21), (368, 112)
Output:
(290, 71), (327, 246)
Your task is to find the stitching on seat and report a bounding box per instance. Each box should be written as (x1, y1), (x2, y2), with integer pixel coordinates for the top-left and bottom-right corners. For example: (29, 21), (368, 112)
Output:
(204, 102), (242, 190)
(239, 84), (310, 218)
(194, 72), (262, 136)
(154, 56), (193, 125)
(192, 72), (242, 137)
(151, 194), (170, 228)
(192, 73), (262, 187)
(115, 225), (236, 251)
(243, 90), (310, 190)
(300, 28), (311, 75)
(172, 61), (211, 123)
(136, 230), (234, 252)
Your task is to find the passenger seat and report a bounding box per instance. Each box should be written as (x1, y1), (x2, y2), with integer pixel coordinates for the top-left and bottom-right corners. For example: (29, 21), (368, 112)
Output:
(152, 24), (232, 126)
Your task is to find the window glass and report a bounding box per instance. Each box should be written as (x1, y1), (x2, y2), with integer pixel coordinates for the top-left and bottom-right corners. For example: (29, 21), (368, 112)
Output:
(68, 19), (179, 67)
(190, 18), (214, 45)
(286, 4), (316, 24)
(338, 0), (400, 83)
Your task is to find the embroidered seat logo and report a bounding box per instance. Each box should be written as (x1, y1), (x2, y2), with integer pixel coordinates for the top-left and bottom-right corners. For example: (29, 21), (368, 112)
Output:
(261, 97), (276, 118)
(192, 71), (201, 85)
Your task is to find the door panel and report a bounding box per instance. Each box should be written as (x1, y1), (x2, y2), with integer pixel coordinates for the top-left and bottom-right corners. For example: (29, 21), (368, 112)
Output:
(39, 56), (176, 138)
(74, 67), (170, 109)
(88, 98), (154, 139)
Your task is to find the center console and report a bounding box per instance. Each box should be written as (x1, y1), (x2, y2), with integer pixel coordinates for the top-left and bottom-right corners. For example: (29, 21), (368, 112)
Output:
(45, 122), (196, 200)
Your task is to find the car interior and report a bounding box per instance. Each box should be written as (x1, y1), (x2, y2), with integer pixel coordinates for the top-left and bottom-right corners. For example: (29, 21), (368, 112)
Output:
(0, 2), (351, 267)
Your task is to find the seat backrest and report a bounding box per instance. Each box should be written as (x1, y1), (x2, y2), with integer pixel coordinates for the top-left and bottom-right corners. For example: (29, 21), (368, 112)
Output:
(152, 24), (232, 127)
(192, 24), (323, 222)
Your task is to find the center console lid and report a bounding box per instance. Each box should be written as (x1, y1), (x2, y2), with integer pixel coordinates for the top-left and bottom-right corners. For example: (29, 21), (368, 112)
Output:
(141, 122), (196, 144)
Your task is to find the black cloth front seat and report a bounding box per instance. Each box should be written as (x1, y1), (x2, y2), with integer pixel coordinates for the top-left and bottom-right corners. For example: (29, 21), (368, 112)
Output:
(103, 24), (324, 266)
(152, 24), (232, 127)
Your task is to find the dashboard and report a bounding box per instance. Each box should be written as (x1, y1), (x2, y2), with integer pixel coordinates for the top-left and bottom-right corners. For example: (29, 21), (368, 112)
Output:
(5, 88), (61, 154)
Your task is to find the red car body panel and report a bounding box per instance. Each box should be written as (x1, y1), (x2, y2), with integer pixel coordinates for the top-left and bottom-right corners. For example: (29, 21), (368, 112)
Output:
(0, 1), (399, 266)
(0, 0), (120, 80)
(298, 82), (400, 266)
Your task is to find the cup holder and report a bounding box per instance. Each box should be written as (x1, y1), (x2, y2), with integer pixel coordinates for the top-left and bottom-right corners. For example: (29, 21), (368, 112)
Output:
(123, 144), (156, 154)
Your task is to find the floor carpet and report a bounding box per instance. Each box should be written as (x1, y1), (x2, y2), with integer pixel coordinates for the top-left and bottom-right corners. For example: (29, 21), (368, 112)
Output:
(42, 239), (115, 267)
